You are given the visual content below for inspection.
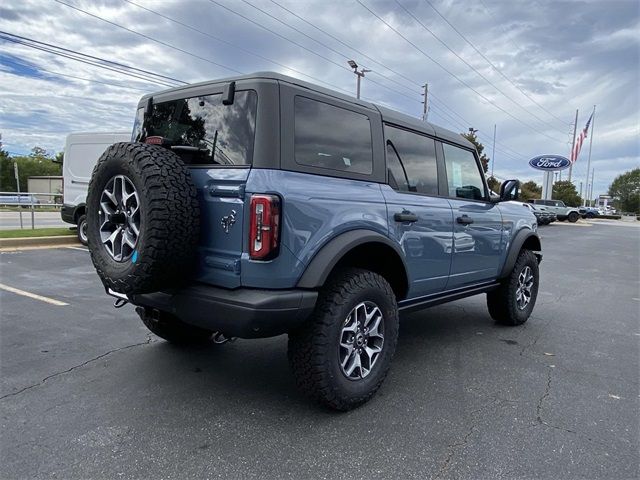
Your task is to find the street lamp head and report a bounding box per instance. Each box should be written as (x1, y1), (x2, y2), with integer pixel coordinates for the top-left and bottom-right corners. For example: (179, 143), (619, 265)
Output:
(347, 60), (358, 70)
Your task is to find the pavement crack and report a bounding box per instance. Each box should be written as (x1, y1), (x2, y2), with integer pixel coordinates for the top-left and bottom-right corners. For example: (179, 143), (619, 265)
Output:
(435, 397), (502, 479)
(535, 367), (553, 424)
(0, 336), (155, 401)
(437, 424), (476, 479)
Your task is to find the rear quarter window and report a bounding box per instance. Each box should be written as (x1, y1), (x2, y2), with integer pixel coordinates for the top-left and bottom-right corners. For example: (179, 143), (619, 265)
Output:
(294, 96), (373, 175)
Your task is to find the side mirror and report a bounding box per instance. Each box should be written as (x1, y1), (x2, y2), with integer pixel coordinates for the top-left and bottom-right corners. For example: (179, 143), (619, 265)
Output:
(499, 179), (520, 202)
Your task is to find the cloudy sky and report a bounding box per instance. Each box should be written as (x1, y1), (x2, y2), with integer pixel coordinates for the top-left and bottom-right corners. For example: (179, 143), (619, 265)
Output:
(1, 0), (638, 196)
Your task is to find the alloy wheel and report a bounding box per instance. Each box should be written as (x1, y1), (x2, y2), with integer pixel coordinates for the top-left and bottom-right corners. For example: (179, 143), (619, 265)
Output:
(99, 175), (141, 262)
(339, 301), (385, 380)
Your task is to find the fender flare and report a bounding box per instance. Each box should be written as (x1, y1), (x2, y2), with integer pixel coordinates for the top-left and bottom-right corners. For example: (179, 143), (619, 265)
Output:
(296, 229), (410, 290)
(499, 229), (542, 278)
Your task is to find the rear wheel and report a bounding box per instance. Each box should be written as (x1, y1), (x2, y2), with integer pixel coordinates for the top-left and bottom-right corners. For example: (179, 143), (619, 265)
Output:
(487, 249), (539, 326)
(288, 268), (399, 411)
(77, 214), (88, 246)
(568, 211), (579, 222)
(136, 307), (213, 344)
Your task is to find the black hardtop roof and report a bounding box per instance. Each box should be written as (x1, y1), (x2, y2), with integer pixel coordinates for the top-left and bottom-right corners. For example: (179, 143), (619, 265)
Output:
(141, 71), (474, 150)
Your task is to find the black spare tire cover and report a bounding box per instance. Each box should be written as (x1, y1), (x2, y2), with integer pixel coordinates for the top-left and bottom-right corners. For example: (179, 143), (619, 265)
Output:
(86, 142), (200, 295)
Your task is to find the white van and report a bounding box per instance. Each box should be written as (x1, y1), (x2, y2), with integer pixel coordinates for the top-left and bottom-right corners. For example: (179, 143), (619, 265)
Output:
(61, 132), (130, 244)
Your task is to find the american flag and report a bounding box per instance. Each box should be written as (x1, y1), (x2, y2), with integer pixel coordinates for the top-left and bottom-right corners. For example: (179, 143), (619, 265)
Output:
(570, 112), (594, 164)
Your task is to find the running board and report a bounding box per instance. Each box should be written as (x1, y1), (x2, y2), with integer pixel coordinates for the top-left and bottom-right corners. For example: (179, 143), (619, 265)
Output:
(398, 281), (500, 313)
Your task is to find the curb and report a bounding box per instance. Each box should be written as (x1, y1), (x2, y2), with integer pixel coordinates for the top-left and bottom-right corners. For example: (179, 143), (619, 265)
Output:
(0, 235), (80, 249)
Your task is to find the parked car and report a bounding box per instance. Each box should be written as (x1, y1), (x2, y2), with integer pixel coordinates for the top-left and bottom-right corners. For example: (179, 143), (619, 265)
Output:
(578, 206), (600, 219)
(60, 131), (131, 245)
(529, 199), (580, 222)
(0, 194), (40, 207)
(521, 203), (555, 225)
(85, 72), (542, 410)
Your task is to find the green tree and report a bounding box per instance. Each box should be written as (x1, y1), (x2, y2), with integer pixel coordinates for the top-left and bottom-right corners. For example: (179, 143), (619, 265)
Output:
(552, 180), (581, 207)
(461, 131), (489, 172)
(521, 180), (542, 201)
(486, 176), (500, 193)
(609, 168), (640, 213)
(0, 145), (62, 192)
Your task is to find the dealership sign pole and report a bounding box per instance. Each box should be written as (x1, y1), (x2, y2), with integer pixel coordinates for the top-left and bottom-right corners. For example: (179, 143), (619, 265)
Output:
(528, 155), (571, 200)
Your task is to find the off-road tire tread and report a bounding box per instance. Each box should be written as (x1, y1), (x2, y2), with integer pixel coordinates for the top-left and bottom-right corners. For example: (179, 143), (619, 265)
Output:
(487, 249), (538, 326)
(86, 142), (199, 294)
(288, 268), (399, 411)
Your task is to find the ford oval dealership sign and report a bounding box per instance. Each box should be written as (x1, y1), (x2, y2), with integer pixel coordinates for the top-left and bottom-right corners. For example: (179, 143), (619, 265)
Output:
(528, 155), (571, 171)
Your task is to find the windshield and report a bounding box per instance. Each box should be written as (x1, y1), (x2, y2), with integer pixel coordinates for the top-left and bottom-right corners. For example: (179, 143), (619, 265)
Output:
(141, 90), (257, 166)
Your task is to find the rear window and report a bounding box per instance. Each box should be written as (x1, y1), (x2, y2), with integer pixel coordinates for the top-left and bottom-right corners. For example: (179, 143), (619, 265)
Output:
(144, 90), (257, 166)
(294, 96), (373, 175)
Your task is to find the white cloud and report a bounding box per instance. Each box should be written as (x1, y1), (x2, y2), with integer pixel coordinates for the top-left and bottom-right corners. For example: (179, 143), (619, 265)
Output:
(0, 0), (638, 195)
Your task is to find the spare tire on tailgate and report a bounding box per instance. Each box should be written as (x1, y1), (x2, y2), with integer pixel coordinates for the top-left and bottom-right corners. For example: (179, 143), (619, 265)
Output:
(86, 142), (200, 295)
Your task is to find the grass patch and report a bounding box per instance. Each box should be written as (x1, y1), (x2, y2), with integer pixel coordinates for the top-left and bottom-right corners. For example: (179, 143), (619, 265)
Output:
(0, 227), (75, 239)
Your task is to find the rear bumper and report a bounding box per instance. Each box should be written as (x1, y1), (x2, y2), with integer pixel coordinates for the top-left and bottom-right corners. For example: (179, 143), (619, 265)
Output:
(130, 284), (318, 338)
(60, 204), (75, 224)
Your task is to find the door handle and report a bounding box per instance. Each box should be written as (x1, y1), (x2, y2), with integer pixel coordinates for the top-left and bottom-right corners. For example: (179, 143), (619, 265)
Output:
(394, 211), (418, 223)
(456, 215), (474, 225)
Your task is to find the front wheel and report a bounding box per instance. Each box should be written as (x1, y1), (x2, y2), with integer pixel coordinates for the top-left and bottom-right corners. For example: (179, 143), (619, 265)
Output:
(487, 249), (539, 326)
(288, 268), (399, 411)
(568, 211), (579, 222)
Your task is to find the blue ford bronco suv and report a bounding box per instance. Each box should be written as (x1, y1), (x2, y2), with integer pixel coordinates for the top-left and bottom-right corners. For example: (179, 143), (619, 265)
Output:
(86, 72), (541, 410)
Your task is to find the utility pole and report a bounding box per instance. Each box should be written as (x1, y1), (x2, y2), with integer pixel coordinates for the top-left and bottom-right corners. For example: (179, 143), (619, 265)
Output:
(491, 124), (496, 178)
(568, 109), (578, 182)
(579, 181), (583, 199)
(583, 105), (596, 206)
(13, 161), (23, 229)
(421, 83), (429, 121)
(348, 60), (370, 99)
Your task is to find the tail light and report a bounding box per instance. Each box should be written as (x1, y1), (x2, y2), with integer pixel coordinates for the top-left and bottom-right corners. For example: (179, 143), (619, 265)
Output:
(249, 194), (280, 260)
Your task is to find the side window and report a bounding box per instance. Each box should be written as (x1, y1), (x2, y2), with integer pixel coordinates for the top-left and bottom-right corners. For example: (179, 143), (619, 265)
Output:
(442, 143), (486, 201)
(384, 125), (438, 195)
(294, 96), (373, 174)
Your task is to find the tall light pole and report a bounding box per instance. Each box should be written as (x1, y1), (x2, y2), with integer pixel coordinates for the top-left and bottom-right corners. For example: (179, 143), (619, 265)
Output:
(348, 60), (370, 99)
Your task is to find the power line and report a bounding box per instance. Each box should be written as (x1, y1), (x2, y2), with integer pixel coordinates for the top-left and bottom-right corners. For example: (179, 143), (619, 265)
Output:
(214, 0), (422, 104)
(356, 0), (565, 144)
(394, 0), (565, 133)
(0, 32), (181, 88)
(422, 0), (569, 127)
(54, 0), (244, 76)
(122, 0), (358, 97)
(2, 57), (151, 92)
(267, 0), (422, 97)
(0, 31), (184, 86)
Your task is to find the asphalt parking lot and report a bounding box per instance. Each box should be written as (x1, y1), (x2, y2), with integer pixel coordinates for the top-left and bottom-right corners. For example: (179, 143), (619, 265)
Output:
(1, 221), (638, 479)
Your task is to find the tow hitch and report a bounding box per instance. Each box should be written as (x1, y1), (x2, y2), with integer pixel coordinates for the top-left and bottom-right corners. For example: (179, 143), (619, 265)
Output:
(105, 287), (129, 308)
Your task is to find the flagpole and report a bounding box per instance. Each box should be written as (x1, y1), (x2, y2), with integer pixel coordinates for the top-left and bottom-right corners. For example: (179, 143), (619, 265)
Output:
(583, 105), (596, 206)
(568, 109), (579, 182)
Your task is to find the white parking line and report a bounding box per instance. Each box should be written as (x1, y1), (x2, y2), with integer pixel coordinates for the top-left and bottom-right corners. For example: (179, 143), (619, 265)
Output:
(0, 283), (68, 306)
(66, 246), (89, 252)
